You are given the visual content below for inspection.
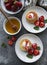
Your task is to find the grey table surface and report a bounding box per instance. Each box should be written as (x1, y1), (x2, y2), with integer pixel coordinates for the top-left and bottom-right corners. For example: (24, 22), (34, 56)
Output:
(0, 1), (47, 65)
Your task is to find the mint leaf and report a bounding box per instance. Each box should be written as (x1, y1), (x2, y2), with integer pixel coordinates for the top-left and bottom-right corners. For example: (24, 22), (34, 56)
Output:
(1, 43), (7, 48)
(44, 19), (47, 23)
(26, 54), (33, 59)
(34, 26), (39, 30)
(7, 35), (11, 39)
(37, 46), (40, 50)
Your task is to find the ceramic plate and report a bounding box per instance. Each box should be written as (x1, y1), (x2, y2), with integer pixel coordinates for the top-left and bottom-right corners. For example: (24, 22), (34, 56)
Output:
(15, 34), (43, 63)
(22, 6), (47, 33)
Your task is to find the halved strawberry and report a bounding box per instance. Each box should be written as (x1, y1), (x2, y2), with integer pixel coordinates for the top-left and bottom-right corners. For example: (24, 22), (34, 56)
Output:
(28, 49), (34, 55)
(39, 21), (45, 28)
(8, 0), (14, 3)
(11, 5), (17, 12)
(14, 1), (22, 8)
(8, 40), (13, 46)
(33, 49), (39, 56)
(11, 36), (16, 42)
(34, 20), (39, 27)
(32, 43), (37, 49)
(5, 3), (11, 10)
(39, 16), (44, 22)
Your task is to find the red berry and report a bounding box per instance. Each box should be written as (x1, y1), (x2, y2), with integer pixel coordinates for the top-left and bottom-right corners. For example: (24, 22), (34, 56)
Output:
(28, 49), (34, 55)
(11, 36), (16, 42)
(32, 43), (37, 49)
(39, 16), (44, 22)
(11, 5), (17, 12)
(4, 2), (9, 5)
(8, 0), (14, 3)
(34, 20), (39, 27)
(29, 15), (32, 18)
(14, 1), (22, 8)
(8, 40), (13, 46)
(33, 49), (39, 56)
(39, 22), (45, 28)
(5, 3), (11, 10)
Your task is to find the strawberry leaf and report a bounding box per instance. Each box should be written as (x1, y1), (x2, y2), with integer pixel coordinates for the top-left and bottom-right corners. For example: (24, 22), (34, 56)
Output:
(44, 19), (47, 23)
(26, 54), (33, 59)
(34, 26), (39, 30)
(1, 43), (7, 48)
(37, 46), (40, 50)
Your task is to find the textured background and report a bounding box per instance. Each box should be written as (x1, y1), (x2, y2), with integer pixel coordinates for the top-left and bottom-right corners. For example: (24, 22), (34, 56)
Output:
(0, 0), (47, 65)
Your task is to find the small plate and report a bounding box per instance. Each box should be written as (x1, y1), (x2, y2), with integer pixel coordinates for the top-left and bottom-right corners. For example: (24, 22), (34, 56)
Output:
(22, 6), (47, 33)
(15, 34), (43, 63)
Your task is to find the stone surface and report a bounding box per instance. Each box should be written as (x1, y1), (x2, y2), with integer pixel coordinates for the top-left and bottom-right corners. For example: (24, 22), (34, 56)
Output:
(0, 0), (47, 65)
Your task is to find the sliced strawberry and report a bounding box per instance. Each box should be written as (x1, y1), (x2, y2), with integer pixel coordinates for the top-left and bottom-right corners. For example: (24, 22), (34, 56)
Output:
(33, 49), (39, 56)
(39, 21), (45, 28)
(11, 36), (16, 42)
(14, 1), (22, 8)
(8, 40), (13, 46)
(5, 3), (11, 10)
(34, 20), (39, 27)
(32, 43), (37, 49)
(39, 16), (44, 22)
(11, 5), (17, 12)
(28, 15), (32, 18)
(8, 0), (14, 3)
(28, 49), (34, 55)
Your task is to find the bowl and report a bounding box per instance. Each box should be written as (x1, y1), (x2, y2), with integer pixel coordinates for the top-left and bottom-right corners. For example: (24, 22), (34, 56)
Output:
(1, 0), (23, 14)
(3, 17), (21, 35)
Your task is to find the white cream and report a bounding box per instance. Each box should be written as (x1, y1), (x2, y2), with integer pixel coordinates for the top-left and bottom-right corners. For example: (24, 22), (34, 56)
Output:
(22, 41), (30, 47)
(22, 41), (26, 47)
(28, 13), (34, 18)
(27, 42), (30, 47)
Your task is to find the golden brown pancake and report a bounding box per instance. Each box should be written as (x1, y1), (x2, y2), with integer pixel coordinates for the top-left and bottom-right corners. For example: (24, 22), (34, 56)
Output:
(26, 11), (38, 24)
(20, 39), (32, 51)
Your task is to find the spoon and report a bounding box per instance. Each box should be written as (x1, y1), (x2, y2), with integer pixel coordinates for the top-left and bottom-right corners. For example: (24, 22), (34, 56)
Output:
(0, 8), (18, 30)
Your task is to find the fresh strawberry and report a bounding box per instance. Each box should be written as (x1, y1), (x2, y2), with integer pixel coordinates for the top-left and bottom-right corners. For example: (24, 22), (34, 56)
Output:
(39, 21), (45, 28)
(5, 3), (11, 10)
(34, 20), (39, 27)
(8, 0), (14, 5)
(33, 49), (39, 56)
(11, 36), (16, 42)
(8, 0), (14, 3)
(39, 16), (44, 22)
(4, 1), (8, 4)
(14, 1), (22, 8)
(29, 15), (32, 18)
(28, 49), (34, 55)
(32, 43), (37, 49)
(8, 40), (13, 46)
(11, 5), (17, 12)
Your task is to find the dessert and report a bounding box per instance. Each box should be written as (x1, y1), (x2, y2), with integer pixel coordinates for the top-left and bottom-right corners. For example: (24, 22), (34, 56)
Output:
(26, 11), (38, 24)
(20, 39), (32, 51)
(20, 39), (41, 59)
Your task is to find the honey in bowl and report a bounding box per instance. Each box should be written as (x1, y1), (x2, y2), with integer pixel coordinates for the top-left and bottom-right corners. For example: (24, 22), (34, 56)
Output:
(5, 18), (20, 34)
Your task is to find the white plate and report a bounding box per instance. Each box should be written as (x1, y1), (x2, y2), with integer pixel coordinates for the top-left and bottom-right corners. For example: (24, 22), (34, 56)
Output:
(15, 34), (43, 63)
(22, 6), (47, 33)
(1, 0), (23, 14)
